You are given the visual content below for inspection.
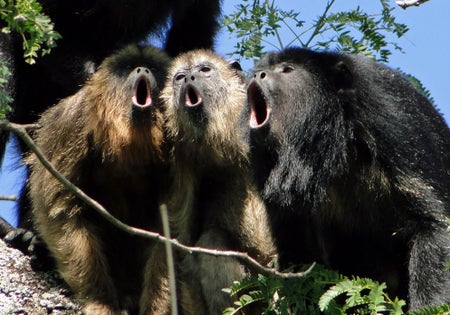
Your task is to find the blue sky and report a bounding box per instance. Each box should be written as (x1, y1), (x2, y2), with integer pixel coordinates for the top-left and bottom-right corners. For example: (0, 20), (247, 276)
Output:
(1, 0), (449, 226)
(215, 0), (450, 123)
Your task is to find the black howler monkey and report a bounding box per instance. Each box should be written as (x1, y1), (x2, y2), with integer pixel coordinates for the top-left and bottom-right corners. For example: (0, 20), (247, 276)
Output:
(245, 47), (450, 310)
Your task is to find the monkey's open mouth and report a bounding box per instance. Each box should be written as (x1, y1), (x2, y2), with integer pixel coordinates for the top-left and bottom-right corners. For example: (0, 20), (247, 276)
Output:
(248, 81), (270, 128)
(184, 84), (203, 107)
(132, 75), (153, 109)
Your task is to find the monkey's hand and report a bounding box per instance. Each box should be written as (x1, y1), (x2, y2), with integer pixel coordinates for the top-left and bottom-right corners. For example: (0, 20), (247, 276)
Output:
(4, 227), (35, 253)
(4, 228), (54, 271)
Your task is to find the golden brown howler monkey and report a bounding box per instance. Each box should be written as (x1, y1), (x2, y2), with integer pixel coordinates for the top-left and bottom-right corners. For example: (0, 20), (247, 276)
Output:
(140, 50), (277, 315)
(27, 45), (171, 315)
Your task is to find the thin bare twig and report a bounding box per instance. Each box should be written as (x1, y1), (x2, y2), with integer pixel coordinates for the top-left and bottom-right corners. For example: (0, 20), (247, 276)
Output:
(160, 205), (178, 315)
(0, 119), (313, 279)
(303, 0), (336, 48)
(0, 195), (17, 201)
(264, 0), (284, 50)
(21, 123), (41, 131)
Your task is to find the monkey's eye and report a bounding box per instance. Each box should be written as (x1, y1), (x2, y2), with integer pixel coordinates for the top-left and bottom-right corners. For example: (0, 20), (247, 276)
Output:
(281, 66), (295, 73)
(175, 73), (186, 81)
(200, 66), (211, 73)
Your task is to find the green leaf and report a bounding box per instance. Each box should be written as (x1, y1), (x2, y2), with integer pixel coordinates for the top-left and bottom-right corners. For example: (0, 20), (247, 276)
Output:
(0, 60), (12, 118)
(409, 302), (450, 315)
(0, 0), (61, 64)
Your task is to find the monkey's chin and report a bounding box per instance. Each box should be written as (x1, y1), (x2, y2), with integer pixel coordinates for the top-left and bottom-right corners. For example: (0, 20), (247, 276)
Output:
(249, 120), (271, 146)
(185, 103), (207, 126)
(131, 104), (155, 125)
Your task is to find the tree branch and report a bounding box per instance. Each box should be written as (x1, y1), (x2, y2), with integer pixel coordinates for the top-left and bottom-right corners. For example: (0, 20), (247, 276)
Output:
(0, 120), (313, 279)
(264, 0), (284, 50)
(303, 0), (336, 48)
(0, 195), (17, 201)
(160, 204), (178, 315)
(396, 0), (430, 9)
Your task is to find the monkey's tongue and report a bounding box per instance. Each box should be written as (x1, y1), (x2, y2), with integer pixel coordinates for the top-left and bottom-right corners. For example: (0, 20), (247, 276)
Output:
(132, 76), (152, 108)
(248, 81), (270, 128)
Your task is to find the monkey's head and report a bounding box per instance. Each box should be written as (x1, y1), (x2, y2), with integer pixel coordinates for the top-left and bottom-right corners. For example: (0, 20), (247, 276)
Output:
(92, 45), (171, 124)
(84, 45), (171, 164)
(245, 47), (358, 207)
(246, 47), (354, 144)
(163, 49), (247, 166)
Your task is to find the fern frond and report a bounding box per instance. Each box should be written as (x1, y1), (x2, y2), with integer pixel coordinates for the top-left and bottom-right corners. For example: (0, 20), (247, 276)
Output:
(224, 275), (261, 297)
(319, 279), (356, 311)
(410, 303), (450, 315)
(223, 290), (265, 315)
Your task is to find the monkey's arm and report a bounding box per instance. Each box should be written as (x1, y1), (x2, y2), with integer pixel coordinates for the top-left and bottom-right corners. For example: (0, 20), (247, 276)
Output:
(27, 95), (124, 314)
(397, 176), (450, 310)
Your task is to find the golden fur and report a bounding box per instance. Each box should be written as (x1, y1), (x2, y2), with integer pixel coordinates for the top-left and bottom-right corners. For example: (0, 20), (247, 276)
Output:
(141, 50), (276, 315)
(27, 45), (171, 315)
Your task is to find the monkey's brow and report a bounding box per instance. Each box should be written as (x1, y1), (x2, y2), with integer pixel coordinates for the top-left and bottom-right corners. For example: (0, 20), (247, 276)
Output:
(253, 66), (268, 72)
(196, 62), (215, 68)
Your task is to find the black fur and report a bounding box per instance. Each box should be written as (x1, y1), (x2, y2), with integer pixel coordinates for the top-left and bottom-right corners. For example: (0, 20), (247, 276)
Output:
(245, 47), (450, 310)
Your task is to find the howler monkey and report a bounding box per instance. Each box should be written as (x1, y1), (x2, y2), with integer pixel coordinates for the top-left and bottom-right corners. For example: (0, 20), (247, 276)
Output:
(0, 0), (222, 231)
(27, 45), (171, 315)
(148, 50), (276, 315)
(245, 47), (450, 310)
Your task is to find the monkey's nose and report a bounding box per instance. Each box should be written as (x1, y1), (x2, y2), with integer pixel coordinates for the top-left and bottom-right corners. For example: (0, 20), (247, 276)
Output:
(184, 74), (196, 83)
(136, 67), (151, 75)
(254, 71), (266, 79)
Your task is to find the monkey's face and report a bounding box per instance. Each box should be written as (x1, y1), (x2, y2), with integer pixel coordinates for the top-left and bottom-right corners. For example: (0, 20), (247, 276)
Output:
(246, 58), (314, 144)
(85, 45), (171, 163)
(172, 61), (229, 128)
(163, 50), (247, 163)
(246, 48), (359, 206)
(93, 45), (171, 128)
(246, 49), (350, 148)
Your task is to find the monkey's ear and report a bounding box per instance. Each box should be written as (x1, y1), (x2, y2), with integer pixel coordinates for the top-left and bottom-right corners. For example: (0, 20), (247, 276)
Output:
(228, 59), (243, 72)
(228, 59), (246, 82)
(330, 60), (353, 92)
(83, 60), (98, 77)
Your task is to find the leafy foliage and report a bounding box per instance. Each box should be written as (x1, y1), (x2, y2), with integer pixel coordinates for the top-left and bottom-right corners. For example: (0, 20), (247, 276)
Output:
(0, 0), (60, 64)
(223, 0), (305, 59)
(409, 303), (450, 315)
(318, 277), (406, 315)
(223, 264), (408, 315)
(0, 60), (12, 119)
(318, 0), (408, 62)
(223, 0), (408, 63)
(0, 0), (60, 117)
(403, 72), (438, 110)
(224, 264), (450, 315)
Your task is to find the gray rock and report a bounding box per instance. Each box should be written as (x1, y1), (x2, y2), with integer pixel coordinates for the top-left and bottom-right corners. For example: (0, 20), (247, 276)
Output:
(0, 239), (82, 314)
